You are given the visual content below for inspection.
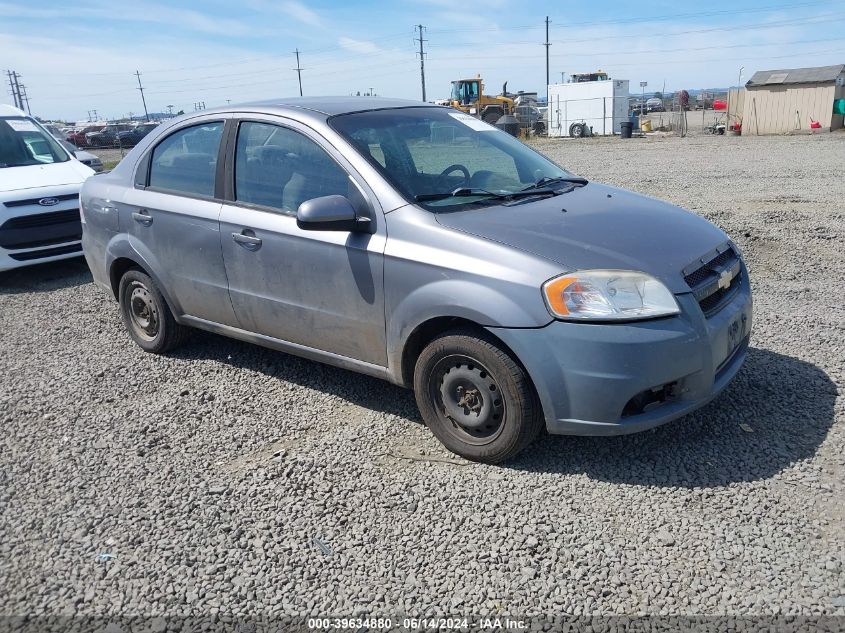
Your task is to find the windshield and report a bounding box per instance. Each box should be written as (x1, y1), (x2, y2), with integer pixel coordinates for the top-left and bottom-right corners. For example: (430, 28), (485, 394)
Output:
(0, 117), (70, 168)
(330, 107), (573, 210)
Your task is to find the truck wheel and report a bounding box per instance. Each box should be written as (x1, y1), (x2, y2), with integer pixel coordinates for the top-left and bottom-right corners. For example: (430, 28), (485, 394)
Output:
(570, 123), (586, 138)
(482, 109), (502, 125)
(118, 269), (189, 354)
(413, 328), (543, 464)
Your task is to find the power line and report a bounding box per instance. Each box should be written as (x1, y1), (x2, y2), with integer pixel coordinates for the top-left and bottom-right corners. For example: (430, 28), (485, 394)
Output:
(415, 24), (427, 102)
(425, 0), (838, 34)
(135, 70), (150, 121)
(294, 48), (303, 97)
(423, 34), (845, 65)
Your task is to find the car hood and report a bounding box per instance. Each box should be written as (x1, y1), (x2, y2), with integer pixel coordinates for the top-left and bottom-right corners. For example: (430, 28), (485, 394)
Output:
(0, 160), (94, 192)
(434, 182), (729, 294)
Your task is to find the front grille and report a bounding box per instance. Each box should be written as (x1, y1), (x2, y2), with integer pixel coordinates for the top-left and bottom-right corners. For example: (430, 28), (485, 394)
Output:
(0, 209), (82, 249)
(2, 193), (78, 208)
(8, 243), (82, 261)
(683, 248), (735, 288)
(683, 245), (742, 317)
(1, 208), (80, 229)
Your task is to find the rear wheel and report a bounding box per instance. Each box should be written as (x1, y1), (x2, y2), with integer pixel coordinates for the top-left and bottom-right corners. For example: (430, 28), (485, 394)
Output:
(118, 269), (189, 354)
(570, 122), (586, 138)
(413, 328), (543, 463)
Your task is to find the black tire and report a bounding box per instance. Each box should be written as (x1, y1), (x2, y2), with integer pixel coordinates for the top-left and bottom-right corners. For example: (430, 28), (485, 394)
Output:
(570, 122), (585, 138)
(118, 268), (189, 354)
(413, 328), (543, 464)
(482, 109), (502, 125)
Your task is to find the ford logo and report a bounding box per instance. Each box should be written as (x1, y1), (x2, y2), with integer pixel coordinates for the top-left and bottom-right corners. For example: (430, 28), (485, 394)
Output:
(38, 197), (60, 207)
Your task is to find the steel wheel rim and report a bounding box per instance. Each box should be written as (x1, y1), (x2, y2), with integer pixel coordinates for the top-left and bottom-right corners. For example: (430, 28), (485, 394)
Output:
(127, 282), (159, 340)
(428, 354), (506, 446)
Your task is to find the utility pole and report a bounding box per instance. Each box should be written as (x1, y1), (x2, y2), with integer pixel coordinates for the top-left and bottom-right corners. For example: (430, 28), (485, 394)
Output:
(560, 71), (565, 84)
(20, 84), (31, 115)
(11, 72), (23, 111)
(415, 24), (427, 102)
(134, 70), (150, 121)
(166, 105), (174, 117)
(293, 49), (303, 97)
(6, 71), (21, 109)
(544, 17), (551, 104)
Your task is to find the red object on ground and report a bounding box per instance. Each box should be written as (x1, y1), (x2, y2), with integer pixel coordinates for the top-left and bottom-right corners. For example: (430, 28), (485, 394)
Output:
(809, 119), (822, 129)
(713, 99), (727, 111)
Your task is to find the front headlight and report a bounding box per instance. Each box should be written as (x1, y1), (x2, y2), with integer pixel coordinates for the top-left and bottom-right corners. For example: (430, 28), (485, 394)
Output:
(542, 270), (680, 321)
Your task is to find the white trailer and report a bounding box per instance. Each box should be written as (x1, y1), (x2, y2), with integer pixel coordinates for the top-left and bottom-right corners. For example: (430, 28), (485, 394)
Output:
(547, 78), (630, 136)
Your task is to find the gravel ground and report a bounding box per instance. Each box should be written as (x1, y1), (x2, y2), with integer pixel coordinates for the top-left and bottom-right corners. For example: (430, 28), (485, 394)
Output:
(1, 132), (843, 623)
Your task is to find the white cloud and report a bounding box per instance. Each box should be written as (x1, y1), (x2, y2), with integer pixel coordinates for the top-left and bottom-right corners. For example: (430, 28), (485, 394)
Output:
(282, 0), (321, 26)
(338, 37), (380, 55)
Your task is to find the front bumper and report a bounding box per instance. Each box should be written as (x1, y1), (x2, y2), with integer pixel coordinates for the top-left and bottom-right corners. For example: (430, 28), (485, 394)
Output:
(489, 279), (752, 436)
(0, 201), (83, 272)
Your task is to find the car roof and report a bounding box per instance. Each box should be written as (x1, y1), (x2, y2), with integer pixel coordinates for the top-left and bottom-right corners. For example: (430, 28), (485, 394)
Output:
(204, 96), (441, 118)
(0, 104), (27, 117)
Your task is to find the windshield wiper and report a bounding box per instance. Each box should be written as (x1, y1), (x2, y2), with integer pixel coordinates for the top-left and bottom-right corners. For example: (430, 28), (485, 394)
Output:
(521, 175), (588, 192)
(415, 186), (558, 202)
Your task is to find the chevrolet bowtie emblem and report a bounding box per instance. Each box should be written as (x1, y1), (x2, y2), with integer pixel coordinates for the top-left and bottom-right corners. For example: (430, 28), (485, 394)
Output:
(718, 268), (734, 290)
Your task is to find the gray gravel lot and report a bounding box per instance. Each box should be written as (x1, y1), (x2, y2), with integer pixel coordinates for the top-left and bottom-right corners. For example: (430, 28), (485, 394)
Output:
(1, 132), (843, 621)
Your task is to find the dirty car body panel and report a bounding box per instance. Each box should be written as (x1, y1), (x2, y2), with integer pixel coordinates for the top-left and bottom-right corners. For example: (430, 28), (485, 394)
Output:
(81, 97), (752, 440)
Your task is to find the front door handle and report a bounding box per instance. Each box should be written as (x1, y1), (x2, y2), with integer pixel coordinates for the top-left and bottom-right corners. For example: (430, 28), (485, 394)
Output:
(232, 229), (262, 251)
(132, 210), (153, 226)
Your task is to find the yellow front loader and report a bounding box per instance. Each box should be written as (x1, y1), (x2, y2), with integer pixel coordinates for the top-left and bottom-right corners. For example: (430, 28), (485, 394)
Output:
(449, 76), (514, 124)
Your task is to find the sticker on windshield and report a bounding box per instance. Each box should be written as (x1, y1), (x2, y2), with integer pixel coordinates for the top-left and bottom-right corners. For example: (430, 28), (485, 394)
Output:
(448, 112), (497, 131)
(5, 119), (39, 132)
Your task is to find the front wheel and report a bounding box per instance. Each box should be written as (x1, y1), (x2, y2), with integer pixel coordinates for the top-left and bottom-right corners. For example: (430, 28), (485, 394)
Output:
(413, 329), (543, 463)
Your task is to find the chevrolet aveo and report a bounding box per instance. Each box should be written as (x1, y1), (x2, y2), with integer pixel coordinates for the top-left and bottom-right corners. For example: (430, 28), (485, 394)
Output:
(81, 97), (752, 463)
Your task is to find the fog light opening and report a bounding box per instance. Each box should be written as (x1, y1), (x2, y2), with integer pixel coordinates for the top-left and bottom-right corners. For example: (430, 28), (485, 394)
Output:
(621, 380), (681, 418)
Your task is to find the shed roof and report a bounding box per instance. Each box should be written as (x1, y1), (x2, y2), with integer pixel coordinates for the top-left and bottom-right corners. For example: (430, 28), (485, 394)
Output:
(746, 64), (844, 87)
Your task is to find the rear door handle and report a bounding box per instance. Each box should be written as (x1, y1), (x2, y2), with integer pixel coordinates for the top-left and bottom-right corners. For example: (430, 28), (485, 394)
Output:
(232, 229), (262, 251)
(132, 210), (153, 226)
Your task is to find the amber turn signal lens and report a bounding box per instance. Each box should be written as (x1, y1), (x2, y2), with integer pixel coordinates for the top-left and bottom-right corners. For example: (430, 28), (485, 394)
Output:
(543, 276), (579, 315)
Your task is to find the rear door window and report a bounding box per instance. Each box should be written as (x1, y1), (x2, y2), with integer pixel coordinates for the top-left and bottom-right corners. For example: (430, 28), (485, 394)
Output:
(148, 121), (224, 197)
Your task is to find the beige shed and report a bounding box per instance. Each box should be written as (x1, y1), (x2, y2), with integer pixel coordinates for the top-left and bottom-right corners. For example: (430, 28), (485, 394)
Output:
(742, 64), (844, 135)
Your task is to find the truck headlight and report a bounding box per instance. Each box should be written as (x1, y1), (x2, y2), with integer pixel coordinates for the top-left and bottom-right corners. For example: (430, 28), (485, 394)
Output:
(542, 270), (680, 321)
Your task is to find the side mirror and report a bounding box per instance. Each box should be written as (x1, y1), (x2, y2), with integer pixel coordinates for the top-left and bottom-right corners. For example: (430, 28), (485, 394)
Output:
(296, 195), (369, 232)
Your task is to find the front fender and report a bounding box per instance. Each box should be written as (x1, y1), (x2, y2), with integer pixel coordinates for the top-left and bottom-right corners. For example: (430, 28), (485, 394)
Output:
(386, 278), (553, 381)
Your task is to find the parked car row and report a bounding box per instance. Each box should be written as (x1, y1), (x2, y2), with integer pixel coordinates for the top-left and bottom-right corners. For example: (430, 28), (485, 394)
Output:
(64, 121), (160, 148)
(629, 98), (665, 116)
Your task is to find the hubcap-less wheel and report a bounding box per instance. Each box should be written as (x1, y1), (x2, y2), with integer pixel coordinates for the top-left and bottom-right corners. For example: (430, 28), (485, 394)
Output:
(127, 282), (160, 340)
(428, 354), (506, 446)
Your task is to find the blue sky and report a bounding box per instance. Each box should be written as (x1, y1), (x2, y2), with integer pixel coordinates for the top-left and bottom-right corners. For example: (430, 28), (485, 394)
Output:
(2, 0), (845, 120)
